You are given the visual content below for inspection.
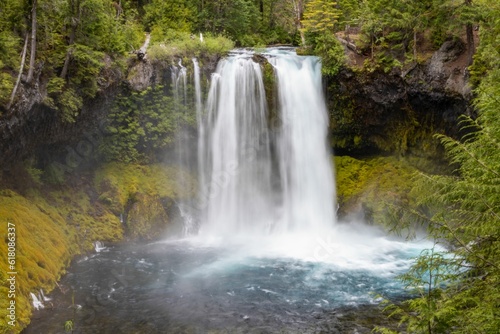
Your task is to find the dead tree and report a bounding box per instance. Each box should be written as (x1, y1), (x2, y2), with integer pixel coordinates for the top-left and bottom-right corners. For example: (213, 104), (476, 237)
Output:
(7, 34), (29, 110)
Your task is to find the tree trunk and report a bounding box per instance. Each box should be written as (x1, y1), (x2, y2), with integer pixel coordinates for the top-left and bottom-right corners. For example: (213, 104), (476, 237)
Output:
(60, 0), (80, 79)
(292, 0), (306, 45)
(466, 23), (474, 66)
(413, 29), (418, 61)
(465, 0), (475, 66)
(7, 34), (29, 110)
(26, 0), (37, 84)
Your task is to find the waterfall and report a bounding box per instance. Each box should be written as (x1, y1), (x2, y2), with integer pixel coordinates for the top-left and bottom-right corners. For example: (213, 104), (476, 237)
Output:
(192, 58), (206, 199)
(199, 55), (274, 235)
(198, 49), (335, 236)
(172, 59), (187, 106)
(269, 51), (335, 232)
(192, 58), (203, 123)
(172, 58), (194, 237)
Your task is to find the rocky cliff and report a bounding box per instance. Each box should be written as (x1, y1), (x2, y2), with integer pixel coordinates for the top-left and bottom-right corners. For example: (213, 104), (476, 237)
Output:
(328, 38), (472, 159)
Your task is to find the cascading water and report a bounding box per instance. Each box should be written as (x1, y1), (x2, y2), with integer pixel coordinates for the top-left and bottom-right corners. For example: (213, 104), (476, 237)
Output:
(171, 59), (198, 236)
(198, 49), (335, 236)
(171, 59), (187, 106)
(199, 54), (274, 235)
(270, 51), (335, 233)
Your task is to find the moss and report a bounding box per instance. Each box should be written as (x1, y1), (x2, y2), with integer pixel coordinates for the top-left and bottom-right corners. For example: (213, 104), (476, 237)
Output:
(94, 162), (195, 212)
(0, 190), (74, 332)
(94, 162), (195, 239)
(261, 61), (278, 127)
(334, 155), (420, 226)
(126, 193), (169, 240)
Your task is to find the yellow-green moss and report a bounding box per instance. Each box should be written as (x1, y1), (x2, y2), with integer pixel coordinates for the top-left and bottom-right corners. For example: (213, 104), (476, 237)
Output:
(127, 193), (169, 239)
(94, 162), (195, 211)
(94, 162), (195, 240)
(334, 155), (420, 225)
(0, 190), (74, 332)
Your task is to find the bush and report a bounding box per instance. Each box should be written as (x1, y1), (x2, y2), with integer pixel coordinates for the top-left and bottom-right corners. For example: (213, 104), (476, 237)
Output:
(148, 32), (234, 61)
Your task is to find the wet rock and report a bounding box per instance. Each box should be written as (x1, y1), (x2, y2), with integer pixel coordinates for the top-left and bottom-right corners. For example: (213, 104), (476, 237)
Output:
(328, 39), (472, 157)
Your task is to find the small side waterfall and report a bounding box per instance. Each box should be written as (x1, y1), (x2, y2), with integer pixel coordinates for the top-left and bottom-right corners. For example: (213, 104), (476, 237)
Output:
(171, 59), (187, 106)
(170, 58), (204, 236)
(193, 58), (205, 192)
(198, 49), (335, 236)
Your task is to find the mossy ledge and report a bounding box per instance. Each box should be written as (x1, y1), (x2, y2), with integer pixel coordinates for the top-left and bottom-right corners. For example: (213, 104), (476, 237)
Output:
(0, 162), (194, 333)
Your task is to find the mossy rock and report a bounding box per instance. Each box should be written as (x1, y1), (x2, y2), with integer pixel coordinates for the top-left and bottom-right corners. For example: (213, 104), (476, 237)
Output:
(334, 155), (420, 226)
(126, 193), (170, 240)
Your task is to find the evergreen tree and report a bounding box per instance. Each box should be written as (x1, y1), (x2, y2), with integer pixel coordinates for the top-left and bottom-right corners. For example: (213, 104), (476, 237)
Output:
(301, 0), (341, 35)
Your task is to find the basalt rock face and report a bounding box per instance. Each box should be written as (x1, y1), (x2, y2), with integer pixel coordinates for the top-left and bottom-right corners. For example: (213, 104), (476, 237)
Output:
(0, 65), (122, 172)
(328, 38), (472, 159)
(0, 56), (219, 171)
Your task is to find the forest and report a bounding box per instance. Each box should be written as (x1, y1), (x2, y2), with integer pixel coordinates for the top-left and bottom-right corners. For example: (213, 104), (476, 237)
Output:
(0, 0), (499, 333)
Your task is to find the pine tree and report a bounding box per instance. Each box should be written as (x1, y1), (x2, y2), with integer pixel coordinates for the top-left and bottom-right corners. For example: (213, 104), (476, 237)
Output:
(302, 0), (341, 35)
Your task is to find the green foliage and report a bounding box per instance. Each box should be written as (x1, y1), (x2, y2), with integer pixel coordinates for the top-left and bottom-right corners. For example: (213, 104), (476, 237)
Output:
(336, 0), (361, 26)
(0, 68), (14, 106)
(302, 0), (341, 35)
(0, 0), (144, 115)
(148, 31), (234, 61)
(44, 87), (83, 123)
(312, 32), (346, 76)
(64, 320), (74, 333)
(375, 247), (457, 334)
(300, 0), (346, 75)
(196, 0), (261, 45)
(144, 0), (196, 32)
(469, 0), (500, 85)
(100, 85), (195, 163)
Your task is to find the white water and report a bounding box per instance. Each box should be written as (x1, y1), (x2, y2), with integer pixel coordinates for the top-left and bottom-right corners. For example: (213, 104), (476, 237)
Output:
(172, 59), (187, 105)
(269, 50), (335, 233)
(192, 58), (205, 193)
(172, 59), (194, 207)
(94, 241), (106, 252)
(30, 292), (44, 310)
(198, 49), (334, 237)
(199, 54), (274, 235)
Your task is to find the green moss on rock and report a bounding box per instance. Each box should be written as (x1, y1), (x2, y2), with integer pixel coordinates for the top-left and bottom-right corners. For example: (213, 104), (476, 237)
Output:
(334, 155), (420, 226)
